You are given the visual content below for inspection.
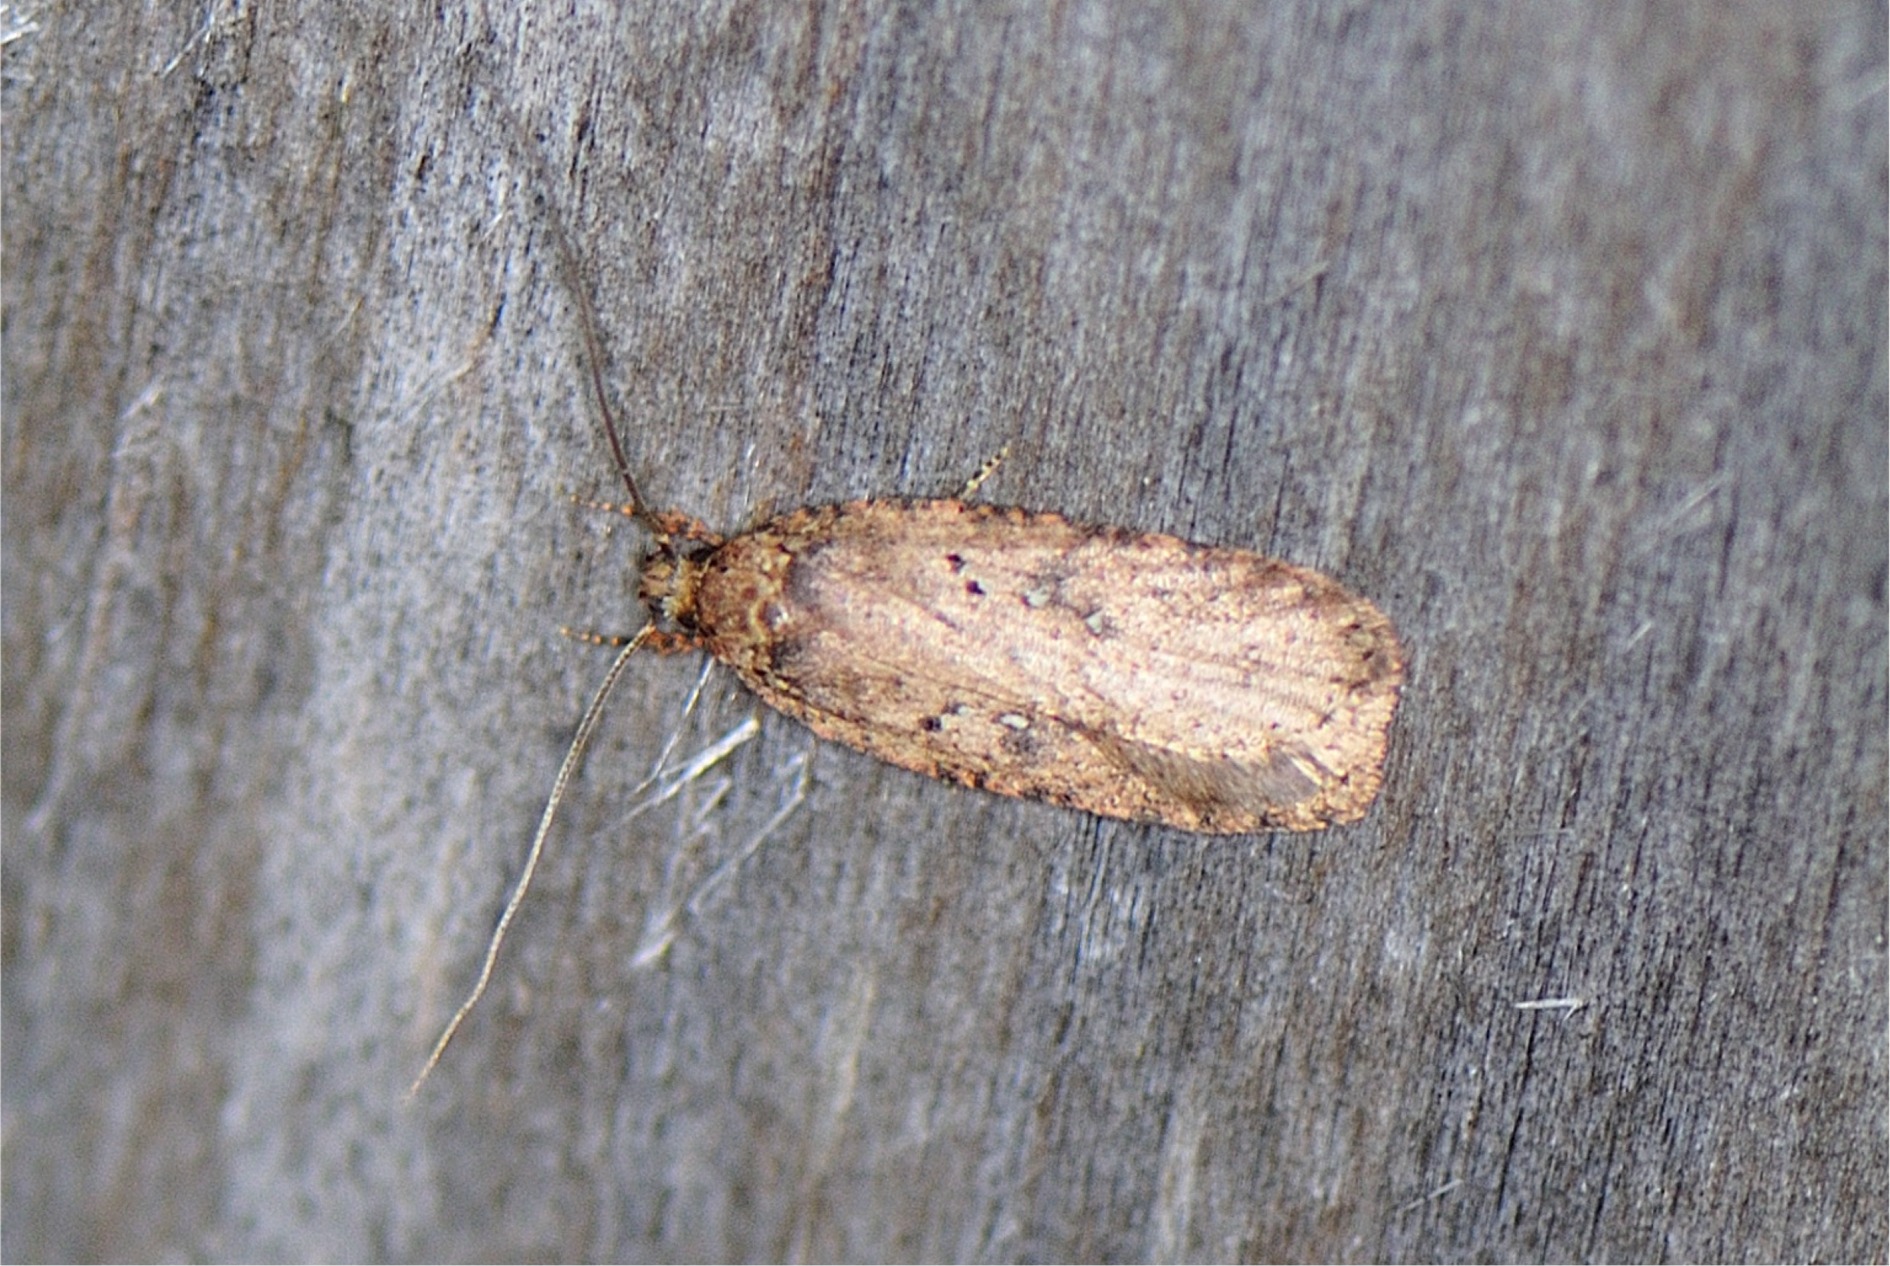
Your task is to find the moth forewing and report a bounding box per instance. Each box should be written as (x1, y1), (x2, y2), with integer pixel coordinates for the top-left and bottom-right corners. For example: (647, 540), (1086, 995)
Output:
(675, 499), (1403, 833)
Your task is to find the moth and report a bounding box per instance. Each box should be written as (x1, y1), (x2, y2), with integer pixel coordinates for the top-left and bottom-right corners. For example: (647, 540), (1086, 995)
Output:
(410, 142), (1403, 1093)
(640, 497), (1402, 835)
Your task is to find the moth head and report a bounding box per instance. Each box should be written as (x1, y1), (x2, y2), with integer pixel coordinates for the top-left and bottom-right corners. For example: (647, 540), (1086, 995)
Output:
(637, 539), (712, 632)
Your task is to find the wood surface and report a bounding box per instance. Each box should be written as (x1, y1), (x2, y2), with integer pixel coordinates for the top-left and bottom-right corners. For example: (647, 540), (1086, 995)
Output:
(5, 3), (1884, 1260)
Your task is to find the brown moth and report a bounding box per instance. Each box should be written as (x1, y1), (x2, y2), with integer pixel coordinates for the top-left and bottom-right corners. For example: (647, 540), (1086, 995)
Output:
(646, 498), (1402, 835)
(410, 135), (1403, 1093)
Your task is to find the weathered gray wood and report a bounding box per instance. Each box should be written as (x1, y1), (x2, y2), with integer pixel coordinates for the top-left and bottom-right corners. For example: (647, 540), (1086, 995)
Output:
(5, 3), (1883, 1260)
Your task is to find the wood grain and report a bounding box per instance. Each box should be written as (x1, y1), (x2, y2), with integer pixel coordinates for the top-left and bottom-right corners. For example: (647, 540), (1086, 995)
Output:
(5, 3), (1883, 1260)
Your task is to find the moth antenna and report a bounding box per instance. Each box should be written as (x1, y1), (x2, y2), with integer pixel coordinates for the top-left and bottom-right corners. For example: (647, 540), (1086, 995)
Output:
(409, 625), (655, 1097)
(501, 106), (663, 538)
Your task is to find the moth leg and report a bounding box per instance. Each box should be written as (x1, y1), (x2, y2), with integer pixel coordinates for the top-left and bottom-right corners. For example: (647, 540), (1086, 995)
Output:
(958, 445), (1010, 500)
(566, 493), (722, 547)
(559, 625), (638, 647)
(642, 629), (700, 654)
(648, 509), (722, 544)
(565, 490), (642, 519)
(559, 625), (699, 655)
